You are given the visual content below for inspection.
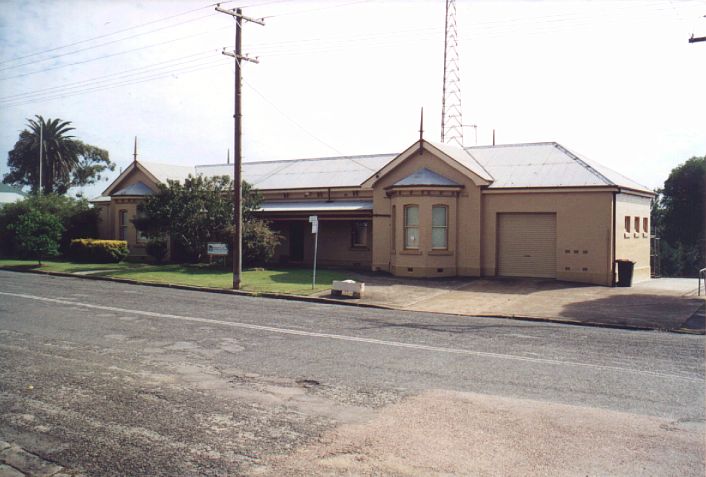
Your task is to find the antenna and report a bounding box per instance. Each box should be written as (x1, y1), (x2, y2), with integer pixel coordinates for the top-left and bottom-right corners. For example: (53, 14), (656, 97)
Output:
(419, 107), (424, 155)
(441, 0), (463, 148)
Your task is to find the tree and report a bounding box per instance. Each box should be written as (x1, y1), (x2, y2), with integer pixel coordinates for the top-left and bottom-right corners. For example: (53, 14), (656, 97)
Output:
(652, 156), (705, 276)
(133, 175), (280, 265)
(0, 194), (100, 257)
(3, 115), (115, 195)
(9, 209), (63, 265)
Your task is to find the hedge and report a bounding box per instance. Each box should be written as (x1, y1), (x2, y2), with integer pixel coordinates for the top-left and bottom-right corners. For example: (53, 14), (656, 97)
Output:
(69, 239), (129, 263)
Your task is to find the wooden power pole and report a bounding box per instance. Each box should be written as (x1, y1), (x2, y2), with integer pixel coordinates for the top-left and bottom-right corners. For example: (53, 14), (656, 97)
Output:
(215, 4), (264, 289)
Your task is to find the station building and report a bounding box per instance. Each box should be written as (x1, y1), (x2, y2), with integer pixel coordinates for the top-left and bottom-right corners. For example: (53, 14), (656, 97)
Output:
(92, 139), (653, 286)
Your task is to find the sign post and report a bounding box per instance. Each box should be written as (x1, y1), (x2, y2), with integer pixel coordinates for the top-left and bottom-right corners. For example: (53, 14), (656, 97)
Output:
(207, 242), (228, 265)
(309, 216), (318, 289)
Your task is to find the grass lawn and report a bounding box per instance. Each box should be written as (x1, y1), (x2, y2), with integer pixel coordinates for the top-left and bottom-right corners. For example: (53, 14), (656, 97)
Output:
(0, 259), (351, 295)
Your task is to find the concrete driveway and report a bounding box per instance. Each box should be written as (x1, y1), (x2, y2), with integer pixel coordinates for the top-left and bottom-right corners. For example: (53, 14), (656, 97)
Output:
(319, 275), (705, 333)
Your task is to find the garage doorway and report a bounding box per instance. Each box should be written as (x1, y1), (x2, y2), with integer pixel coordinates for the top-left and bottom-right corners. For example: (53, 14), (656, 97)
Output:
(497, 213), (557, 278)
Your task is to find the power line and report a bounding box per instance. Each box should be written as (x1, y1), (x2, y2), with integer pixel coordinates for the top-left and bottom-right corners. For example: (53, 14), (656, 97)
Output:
(243, 79), (344, 156)
(0, 50), (219, 102)
(0, 25), (230, 82)
(0, 3), (214, 65)
(0, 12), (217, 73)
(1, 59), (232, 109)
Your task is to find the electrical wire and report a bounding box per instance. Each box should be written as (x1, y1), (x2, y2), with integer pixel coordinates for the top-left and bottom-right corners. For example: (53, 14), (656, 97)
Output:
(243, 78), (344, 156)
(0, 13), (218, 73)
(0, 25), (231, 82)
(2, 58), (232, 109)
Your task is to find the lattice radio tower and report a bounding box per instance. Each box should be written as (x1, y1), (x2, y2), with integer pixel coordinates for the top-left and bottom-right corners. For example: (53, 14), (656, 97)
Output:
(441, 0), (463, 148)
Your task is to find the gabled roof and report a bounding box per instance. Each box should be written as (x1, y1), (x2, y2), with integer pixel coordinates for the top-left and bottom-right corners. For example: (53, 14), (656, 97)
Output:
(391, 167), (461, 187)
(466, 142), (652, 193)
(113, 181), (154, 196)
(362, 139), (492, 188)
(103, 140), (651, 197)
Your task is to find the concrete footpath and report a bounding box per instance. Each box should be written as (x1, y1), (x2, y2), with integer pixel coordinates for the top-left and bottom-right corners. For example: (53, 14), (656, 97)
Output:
(316, 275), (705, 334)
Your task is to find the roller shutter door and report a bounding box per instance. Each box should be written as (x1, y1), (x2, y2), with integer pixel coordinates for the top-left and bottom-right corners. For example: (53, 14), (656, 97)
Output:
(497, 213), (556, 278)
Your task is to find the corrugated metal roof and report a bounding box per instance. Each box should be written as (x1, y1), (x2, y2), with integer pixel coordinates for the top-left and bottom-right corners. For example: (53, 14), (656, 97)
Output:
(140, 160), (194, 184)
(196, 154), (396, 189)
(0, 192), (25, 205)
(89, 195), (112, 203)
(393, 167), (461, 187)
(259, 200), (373, 212)
(426, 140), (493, 181)
(133, 142), (650, 194)
(113, 181), (154, 196)
(466, 142), (652, 193)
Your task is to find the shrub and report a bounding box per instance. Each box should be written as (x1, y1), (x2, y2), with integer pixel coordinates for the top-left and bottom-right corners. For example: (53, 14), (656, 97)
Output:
(69, 239), (129, 263)
(146, 237), (168, 264)
(9, 209), (63, 264)
(0, 193), (100, 257)
(242, 219), (281, 267)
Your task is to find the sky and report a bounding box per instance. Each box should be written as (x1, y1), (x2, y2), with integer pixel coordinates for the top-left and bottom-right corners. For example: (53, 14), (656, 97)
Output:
(1, 0), (705, 200)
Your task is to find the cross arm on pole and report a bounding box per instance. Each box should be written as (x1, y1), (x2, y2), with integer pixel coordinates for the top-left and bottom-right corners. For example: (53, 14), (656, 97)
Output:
(215, 5), (266, 25)
(221, 49), (260, 64)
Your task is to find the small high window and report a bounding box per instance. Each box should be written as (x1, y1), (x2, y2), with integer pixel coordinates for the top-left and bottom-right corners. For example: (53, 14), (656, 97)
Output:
(634, 216), (640, 233)
(624, 216), (631, 233)
(404, 205), (419, 249)
(119, 210), (128, 241)
(351, 221), (369, 248)
(432, 205), (448, 249)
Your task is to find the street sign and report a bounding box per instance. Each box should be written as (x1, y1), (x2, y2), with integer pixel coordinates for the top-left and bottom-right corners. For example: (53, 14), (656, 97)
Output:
(207, 242), (228, 256)
(309, 215), (318, 223)
(311, 222), (318, 234)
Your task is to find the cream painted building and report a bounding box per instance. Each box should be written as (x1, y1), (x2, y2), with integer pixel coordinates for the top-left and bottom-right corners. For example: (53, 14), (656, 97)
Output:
(92, 139), (654, 286)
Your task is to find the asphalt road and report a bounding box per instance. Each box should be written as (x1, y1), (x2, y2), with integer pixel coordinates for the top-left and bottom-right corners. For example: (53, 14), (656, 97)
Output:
(0, 270), (704, 476)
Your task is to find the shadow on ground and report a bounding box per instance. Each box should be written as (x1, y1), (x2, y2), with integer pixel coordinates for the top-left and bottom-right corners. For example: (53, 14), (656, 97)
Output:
(559, 294), (705, 331)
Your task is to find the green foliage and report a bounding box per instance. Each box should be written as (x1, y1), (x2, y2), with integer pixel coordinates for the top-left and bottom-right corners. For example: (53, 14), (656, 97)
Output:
(652, 156), (705, 276)
(134, 175), (234, 262)
(145, 237), (168, 264)
(242, 219), (281, 267)
(8, 209), (63, 264)
(68, 239), (129, 263)
(3, 115), (115, 195)
(134, 175), (277, 264)
(0, 194), (100, 257)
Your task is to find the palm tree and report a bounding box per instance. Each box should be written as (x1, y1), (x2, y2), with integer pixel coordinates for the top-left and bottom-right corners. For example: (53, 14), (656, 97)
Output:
(3, 115), (112, 195)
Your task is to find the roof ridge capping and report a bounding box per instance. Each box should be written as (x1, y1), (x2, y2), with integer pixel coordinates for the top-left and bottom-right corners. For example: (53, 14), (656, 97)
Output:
(196, 152), (398, 168)
(552, 143), (613, 186)
(465, 141), (558, 150)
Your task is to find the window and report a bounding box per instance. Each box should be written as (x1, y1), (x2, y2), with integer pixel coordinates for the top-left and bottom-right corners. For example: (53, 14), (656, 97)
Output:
(119, 210), (128, 241)
(624, 216), (631, 233)
(351, 221), (369, 248)
(643, 217), (648, 234)
(135, 211), (147, 243)
(432, 205), (448, 249)
(634, 216), (640, 233)
(404, 205), (419, 249)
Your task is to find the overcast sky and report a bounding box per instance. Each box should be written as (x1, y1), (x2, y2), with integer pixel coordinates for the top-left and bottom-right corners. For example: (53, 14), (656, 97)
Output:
(1, 0), (705, 199)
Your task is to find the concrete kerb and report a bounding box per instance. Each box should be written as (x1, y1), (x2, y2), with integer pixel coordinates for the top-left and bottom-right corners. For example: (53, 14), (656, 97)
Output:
(2, 267), (702, 334)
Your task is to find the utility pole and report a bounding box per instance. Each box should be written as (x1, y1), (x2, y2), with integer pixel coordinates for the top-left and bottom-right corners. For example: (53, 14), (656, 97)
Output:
(38, 122), (43, 195)
(216, 4), (264, 290)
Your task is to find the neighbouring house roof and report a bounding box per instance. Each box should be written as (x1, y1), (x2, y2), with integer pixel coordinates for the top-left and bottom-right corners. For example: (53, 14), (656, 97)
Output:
(391, 167), (462, 187)
(0, 184), (26, 206)
(113, 181), (154, 196)
(466, 142), (652, 193)
(258, 200), (373, 213)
